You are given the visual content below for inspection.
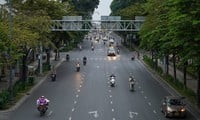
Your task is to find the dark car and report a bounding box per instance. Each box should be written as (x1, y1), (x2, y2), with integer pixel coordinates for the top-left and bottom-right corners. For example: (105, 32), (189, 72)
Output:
(161, 96), (186, 118)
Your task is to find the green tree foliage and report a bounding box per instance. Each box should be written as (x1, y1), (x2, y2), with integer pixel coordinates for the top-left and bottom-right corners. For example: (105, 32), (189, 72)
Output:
(110, 0), (146, 16)
(70, 0), (99, 19)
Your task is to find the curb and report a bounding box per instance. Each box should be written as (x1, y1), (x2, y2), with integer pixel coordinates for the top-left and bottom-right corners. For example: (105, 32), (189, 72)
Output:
(0, 59), (64, 114)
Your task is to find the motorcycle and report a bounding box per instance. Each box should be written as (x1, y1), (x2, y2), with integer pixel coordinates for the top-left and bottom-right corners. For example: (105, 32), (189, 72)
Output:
(51, 73), (56, 81)
(109, 76), (116, 87)
(66, 54), (70, 61)
(38, 104), (48, 116)
(37, 99), (49, 116)
(83, 60), (86, 65)
(76, 63), (80, 72)
(129, 81), (135, 91)
(117, 49), (120, 54)
(131, 55), (135, 60)
(83, 57), (87, 66)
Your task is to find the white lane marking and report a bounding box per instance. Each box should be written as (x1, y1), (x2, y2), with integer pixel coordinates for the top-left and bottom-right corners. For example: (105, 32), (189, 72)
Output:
(80, 85), (82, 88)
(113, 118), (116, 120)
(153, 110), (157, 114)
(109, 95), (112, 98)
(144, 96), (147, 99)
(148, 102), (152, 106)
(112, 109), (114, 112)
(74, 101), (77, 104)
(96, 66), (100, 68)
(110, 101), (113, 104)
(77, 89), (80, 92)
(129, 111), (138, 118)
(72, 108), (75, 112)
(47, 110), (53, 116)
(88, 111), (99, 118)
(76, 95), (79, 98)
(69, 117), (72, 120)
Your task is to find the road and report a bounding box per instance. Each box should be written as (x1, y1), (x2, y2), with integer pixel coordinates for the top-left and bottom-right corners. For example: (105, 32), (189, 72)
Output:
(9, 34), (197, 120)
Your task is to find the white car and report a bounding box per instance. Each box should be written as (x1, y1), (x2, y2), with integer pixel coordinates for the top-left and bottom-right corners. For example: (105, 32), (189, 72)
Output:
(107, 47), (116, 56)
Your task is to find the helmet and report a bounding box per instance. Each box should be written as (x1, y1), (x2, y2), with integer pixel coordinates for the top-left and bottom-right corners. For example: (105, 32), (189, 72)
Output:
(41, 96), (45, 99)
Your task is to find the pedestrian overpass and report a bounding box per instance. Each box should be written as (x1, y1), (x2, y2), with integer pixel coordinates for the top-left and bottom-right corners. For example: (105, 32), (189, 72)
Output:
(51, 16), (145, 32)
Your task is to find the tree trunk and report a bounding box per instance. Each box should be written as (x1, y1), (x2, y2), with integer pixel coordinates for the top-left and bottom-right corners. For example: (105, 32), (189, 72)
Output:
(21, 55), (28, 83)
(172, 53), (177, 82)
(183, 62), (187, 89)
(46, 49), (50, 65)
(166, 55), (169, 75)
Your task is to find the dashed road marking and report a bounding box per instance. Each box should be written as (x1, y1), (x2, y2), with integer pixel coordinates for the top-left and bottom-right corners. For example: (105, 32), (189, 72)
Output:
(47, 110), (53, 116)
(112, 109), (114, 112)
(110, 101), (113, 104)
(109, 95), (112, 98)
(74, 101), (77, 104)
(76, 95), (79, 98)
(72, 108), (75, 112)
(148, 102), (152, 106)
(153, 110), (157, 114)
(69, 117), (72, 120)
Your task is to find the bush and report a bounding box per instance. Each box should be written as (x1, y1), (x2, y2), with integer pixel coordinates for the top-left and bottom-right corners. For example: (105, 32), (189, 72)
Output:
(0, 90), (10, 109)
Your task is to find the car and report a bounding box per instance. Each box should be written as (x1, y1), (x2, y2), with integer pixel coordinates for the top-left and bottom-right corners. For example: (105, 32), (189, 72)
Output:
(107, 47), (116, 56)
(161, 96), (186, 118)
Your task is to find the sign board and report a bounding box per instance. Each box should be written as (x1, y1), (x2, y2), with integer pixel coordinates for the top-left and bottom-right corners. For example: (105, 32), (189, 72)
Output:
(101, 16), (121, 21)
(62, 16), (82, 30)
(62, 16), (82, 20)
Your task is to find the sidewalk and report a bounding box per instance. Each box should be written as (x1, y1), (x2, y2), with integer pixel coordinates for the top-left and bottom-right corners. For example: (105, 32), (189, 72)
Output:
(0, 55), (65, 119)
(139, 51), (198, 94)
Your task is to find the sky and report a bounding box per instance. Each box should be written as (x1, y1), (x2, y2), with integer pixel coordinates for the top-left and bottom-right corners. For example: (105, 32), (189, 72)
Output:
(92, 0), (113, 20)
(0, 0), (6, 4)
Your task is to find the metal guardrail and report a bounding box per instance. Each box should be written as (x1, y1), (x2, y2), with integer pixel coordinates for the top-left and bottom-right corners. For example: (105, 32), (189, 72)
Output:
(51, 20), (144, 31)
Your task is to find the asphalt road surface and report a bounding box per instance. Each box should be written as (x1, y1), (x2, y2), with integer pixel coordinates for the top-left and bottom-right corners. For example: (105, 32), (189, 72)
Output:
(9, 34), (197, 120)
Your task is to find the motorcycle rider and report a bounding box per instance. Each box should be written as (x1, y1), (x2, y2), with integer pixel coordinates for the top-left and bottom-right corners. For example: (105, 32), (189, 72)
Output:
(66, 54), (70, 61)
(129, 75), (136, 90)
(76, 62), (80, 72)
(83, 56), (87, 65)
(36, 96), (49, 110)
(117, 48), (120, 54)
(110, 74), (116, 87)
